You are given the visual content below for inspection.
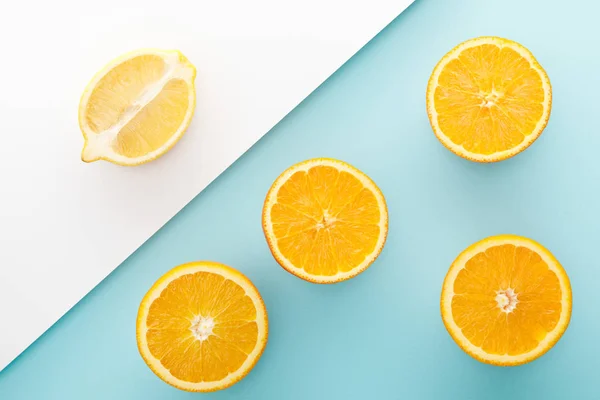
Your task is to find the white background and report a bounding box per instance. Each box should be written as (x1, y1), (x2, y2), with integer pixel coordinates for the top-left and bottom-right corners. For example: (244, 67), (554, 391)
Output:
(0, 0), (413, 370)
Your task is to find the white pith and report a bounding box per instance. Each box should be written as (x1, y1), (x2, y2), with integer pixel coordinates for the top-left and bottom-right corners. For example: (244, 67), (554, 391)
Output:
(495, 288), (518, 314)
(190, 315), (215, 341)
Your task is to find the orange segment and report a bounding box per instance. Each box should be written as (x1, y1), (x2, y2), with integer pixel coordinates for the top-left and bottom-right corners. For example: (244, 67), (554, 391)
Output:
(441, 235), (571, 366)
(427, 37), (552, 162)
(262, 158), (388, 283)
(136, 262), (268, 392)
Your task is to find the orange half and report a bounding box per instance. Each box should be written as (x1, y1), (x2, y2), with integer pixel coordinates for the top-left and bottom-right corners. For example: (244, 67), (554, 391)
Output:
(441, 235), (571, 366)
(136, 262), (268, 392)
(427, 37), (552, 162)
(262, 158), (388, 283)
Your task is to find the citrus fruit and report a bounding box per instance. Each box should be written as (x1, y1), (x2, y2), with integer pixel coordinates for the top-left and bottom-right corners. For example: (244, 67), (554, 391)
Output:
(136, 262), (268, 392)
(262, 158), (388, 283)
(79, 49), (196, 166)
(441, 235), (571, 366)
(426, 37), (552, 162)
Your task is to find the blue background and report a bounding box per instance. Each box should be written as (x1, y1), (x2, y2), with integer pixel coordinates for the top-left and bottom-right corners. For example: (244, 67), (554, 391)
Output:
(2, 0), (600, 398)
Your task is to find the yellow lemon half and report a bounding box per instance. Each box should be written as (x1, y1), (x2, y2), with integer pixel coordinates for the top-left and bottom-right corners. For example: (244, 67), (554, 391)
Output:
(79, 49), (196, 166)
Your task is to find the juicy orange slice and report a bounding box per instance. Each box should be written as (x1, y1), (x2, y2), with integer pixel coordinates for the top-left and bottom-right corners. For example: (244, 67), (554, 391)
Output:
(427, 37), (552, 162)
(79, 49), (196, 166)
(262, 158), (388, 283)
(136, 262), (268, 392)
(441, 235), (571, 366)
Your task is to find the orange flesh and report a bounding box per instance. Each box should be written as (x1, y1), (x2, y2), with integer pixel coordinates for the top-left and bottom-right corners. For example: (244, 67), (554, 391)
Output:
(434, 44), (545, 154)
(451, 244), (562, 355)
(145, 272), (258, 382)
(270, 166), (381, 276)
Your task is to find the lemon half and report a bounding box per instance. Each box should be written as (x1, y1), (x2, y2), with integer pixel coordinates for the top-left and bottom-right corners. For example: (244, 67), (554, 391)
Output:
(79, 49), (196, 166)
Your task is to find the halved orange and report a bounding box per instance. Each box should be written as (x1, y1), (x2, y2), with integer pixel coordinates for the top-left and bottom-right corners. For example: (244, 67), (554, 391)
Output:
(441, 235), (571, 366)
(427, 37), (552, 162)
(136, 262), (268, 392)
(262, 158), (388, 283)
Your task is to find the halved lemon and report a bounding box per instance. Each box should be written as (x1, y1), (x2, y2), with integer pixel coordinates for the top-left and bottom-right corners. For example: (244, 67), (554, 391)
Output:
(441, 235), (571, 366)
(136, 262), (268, 392)
(262, 158), (388, 283)
(427, 37), (552, 162)
(79, 49), (196, 166)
